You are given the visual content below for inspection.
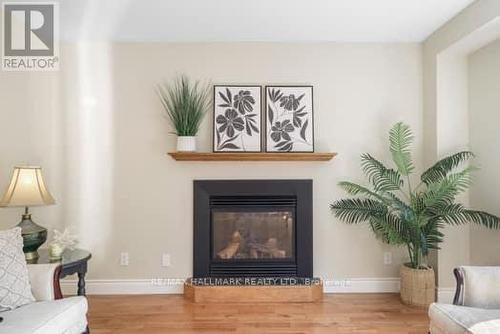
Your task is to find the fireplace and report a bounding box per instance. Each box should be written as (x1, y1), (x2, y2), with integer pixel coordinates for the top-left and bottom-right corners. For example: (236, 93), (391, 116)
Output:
(193, 180), (312, 279)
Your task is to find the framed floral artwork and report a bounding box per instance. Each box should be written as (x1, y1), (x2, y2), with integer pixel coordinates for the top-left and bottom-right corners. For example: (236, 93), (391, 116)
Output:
(265, 86), (314, 152)
(213, 85), (262, 152)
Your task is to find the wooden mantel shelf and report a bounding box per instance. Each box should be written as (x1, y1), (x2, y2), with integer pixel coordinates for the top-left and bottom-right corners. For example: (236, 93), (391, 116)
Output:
(168, 152), (337, 162)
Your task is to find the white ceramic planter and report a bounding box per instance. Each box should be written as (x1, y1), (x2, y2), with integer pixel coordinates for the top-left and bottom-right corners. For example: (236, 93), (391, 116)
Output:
(177, 136), (197, 152)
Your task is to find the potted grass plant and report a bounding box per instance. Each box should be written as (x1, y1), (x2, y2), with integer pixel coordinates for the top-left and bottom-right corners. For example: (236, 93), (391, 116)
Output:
(330, 122), (500, 307)
(157, 75), (211, 152)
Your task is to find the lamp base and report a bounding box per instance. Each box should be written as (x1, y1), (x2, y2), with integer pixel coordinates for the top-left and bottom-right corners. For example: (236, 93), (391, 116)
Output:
(24, 250), (40, 261)
(17, 213), (47, 262)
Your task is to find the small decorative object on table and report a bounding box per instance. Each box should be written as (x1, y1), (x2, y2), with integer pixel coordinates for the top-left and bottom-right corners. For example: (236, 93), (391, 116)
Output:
(49, 228), (78, 260)
(0, 166), (55, 261)
(213, 85), (262, 152)
(157, 75), (211, 152)
(265, 86), (314, 152)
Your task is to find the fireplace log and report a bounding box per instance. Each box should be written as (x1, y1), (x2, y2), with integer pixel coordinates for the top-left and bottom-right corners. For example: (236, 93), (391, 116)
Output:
(217, 231), (241, 259)
(248, 238), (286, 258)
(265, 238), (286, 258)
(249, 248), (258, 259)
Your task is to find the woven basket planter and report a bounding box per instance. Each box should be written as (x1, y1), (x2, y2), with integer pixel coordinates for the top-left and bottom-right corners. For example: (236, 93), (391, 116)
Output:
(400, 264), (435, 307)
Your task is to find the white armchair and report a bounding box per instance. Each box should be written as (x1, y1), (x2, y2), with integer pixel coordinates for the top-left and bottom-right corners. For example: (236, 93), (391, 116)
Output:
(0, 263), (88, 334)
(429, 266), (500, 334)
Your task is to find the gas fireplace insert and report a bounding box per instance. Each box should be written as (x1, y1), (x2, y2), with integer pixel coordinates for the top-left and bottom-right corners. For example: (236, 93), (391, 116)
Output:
(193, 180), (312, 279)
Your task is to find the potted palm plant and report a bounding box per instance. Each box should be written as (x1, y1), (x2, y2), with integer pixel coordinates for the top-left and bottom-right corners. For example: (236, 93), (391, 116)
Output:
(157, 76), (211, 151)
(330, 122), (500, 307)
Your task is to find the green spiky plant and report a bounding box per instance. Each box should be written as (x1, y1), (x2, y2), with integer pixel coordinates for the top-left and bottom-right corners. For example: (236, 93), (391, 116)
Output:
(157, 75), (211, 136)
(330, 122), (500, 269)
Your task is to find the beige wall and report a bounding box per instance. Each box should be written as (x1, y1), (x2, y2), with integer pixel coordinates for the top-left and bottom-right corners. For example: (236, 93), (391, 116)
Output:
(424, 0), (500, 168)
(423, 0), (500, 291)
(0, 42), (423, 282)
(0, 71), (61, 229)
(469, 39), (500, 265)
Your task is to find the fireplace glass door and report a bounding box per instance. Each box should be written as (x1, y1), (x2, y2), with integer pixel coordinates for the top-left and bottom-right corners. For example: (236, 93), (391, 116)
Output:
(212, 209), (295, 261)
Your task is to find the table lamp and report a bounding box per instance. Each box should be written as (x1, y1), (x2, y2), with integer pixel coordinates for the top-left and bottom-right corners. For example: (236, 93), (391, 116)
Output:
(0, 166), (55, 260)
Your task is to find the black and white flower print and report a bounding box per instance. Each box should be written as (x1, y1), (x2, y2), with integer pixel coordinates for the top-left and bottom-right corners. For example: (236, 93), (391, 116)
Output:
(233, 90), (256, 114)
(280, 94), (304, 111)
(214, 86), (262, 152)
(216, 109), (244, 138)
(270, 120), (294, 142)
(266, 86), (314, 152)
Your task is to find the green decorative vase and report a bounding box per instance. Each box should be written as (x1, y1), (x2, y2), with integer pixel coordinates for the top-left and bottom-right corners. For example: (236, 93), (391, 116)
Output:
(18, 213), (47, 262)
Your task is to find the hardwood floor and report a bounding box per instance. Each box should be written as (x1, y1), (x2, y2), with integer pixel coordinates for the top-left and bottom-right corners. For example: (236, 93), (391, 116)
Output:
(87, 293), (429, 334)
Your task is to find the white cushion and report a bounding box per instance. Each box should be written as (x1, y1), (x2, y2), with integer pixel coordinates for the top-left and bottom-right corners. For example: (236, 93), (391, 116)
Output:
(0, 227), (35, 311)
(461, 266), (500, 309)
(0, 296), (88, 334)
(27, 263), (60, 301)
(429, 303), (500, 334)
(429, 303), (469, 333)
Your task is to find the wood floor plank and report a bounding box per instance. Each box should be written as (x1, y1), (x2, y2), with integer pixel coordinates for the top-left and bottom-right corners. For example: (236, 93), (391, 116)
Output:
(87, 293), (429, 334)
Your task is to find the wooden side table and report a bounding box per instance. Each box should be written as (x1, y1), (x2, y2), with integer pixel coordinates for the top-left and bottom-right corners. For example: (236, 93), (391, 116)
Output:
(31, 248), (92, 296)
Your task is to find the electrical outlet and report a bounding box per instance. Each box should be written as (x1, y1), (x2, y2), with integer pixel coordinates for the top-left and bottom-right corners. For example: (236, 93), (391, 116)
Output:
(383, 252), (392, 265)
(162, 253), (171, 267)
(120, 252), (129, 266)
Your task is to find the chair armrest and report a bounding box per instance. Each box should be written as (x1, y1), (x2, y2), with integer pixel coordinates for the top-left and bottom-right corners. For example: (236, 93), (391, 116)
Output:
(27, 263), (63, 301)
(453, 268), (464, 305)
(453, 266), (500, 309)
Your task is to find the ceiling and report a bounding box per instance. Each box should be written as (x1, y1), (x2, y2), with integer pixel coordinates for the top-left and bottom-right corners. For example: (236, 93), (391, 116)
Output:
(55, 0), (475, 42)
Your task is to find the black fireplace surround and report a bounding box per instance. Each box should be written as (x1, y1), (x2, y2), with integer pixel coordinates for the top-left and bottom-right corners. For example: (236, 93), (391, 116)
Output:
(193, 180), (312, 279)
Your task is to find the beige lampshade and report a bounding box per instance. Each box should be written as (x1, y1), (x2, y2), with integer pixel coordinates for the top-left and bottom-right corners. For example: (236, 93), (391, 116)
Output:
(0, 166), (55, 207)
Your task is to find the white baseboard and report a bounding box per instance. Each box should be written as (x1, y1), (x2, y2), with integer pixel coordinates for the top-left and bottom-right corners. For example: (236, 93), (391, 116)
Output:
(61, 279), (184, 295)
(61, 277), (400, 295)
(323, 278), (400, 293)
(437, 287), (455, 303)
